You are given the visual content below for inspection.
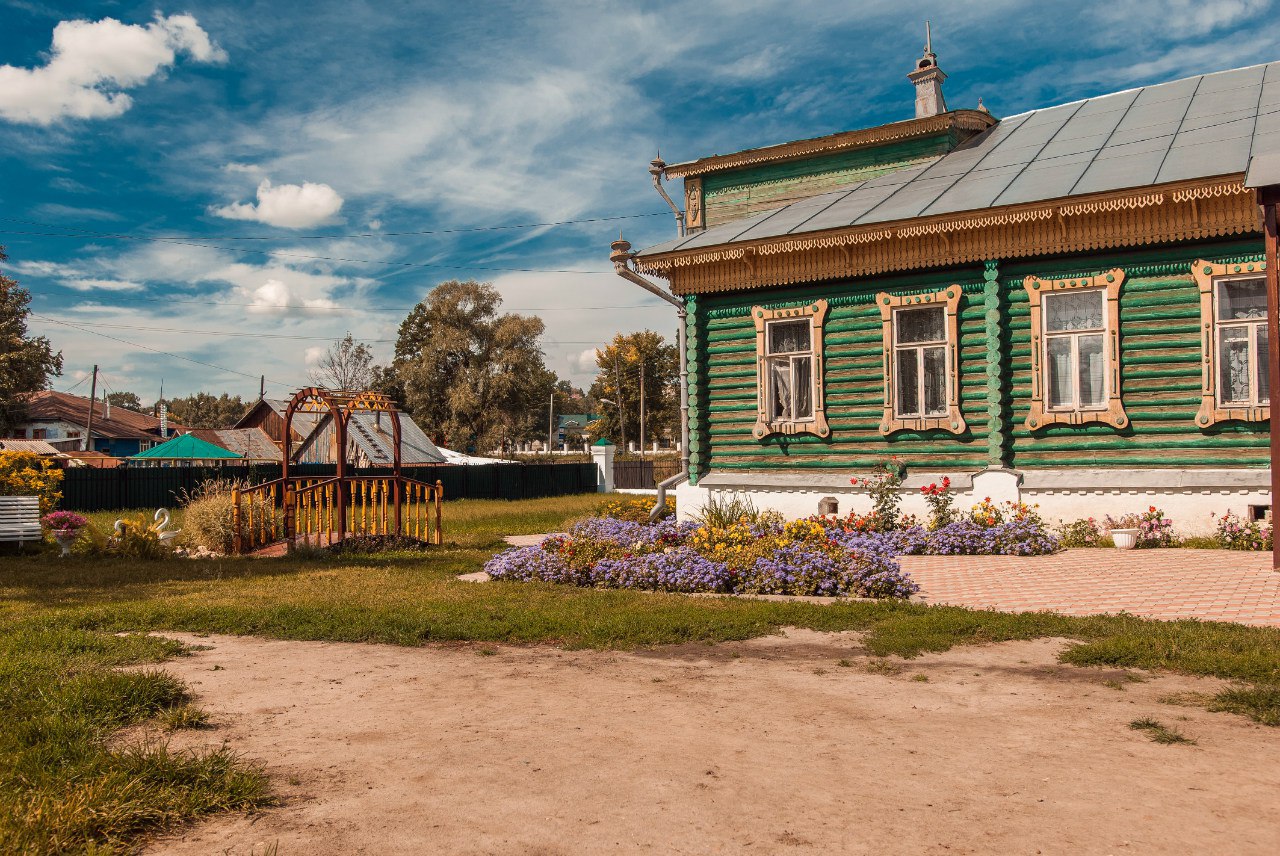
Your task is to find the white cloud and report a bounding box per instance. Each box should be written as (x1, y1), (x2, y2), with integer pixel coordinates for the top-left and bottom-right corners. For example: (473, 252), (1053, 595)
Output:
(244, 279), (340, 314)
(303, 346), (326, 366)
(61, 278), (144, 292)
(0, 13), (225, 125)
(212, 178), (345, 228)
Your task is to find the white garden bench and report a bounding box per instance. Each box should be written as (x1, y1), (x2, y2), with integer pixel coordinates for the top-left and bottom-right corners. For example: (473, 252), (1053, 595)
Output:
(0, 496), (42, 550)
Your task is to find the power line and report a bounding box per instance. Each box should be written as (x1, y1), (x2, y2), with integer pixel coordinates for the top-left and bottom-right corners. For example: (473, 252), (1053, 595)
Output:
(34, 291), (667, 314)
(0, 210), (669, 242)
(0, 229), (618, 274)
(30, 313), (298, 389)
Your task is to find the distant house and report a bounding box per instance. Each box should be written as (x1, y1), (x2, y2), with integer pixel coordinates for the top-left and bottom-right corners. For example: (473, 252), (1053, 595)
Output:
(233, 398), (324, 455)
(12, 391), (181, 457)
(556, 413), (595, 446)
(189, 428), (282, 463)
(293, 410), (447, 466)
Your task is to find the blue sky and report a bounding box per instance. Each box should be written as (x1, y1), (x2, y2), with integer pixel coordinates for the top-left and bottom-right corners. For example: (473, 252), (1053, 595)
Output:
(2, 0), (1276, 403)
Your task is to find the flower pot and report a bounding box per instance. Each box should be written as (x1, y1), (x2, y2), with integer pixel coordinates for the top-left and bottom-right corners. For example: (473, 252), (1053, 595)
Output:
(1110, 528), (1139, 550)
(52, 528), (79, 558)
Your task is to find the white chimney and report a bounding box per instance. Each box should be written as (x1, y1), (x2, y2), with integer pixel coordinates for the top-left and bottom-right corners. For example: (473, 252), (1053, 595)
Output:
(907, 21), (948, 119)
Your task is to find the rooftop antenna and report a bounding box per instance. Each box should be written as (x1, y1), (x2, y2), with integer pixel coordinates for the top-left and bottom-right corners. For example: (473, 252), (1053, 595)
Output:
(925, 20), (932, 55)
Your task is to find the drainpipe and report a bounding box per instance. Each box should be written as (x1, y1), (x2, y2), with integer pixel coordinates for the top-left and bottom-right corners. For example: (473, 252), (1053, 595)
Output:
(610, 236), (689, 521)
(649, 154), (685, 238)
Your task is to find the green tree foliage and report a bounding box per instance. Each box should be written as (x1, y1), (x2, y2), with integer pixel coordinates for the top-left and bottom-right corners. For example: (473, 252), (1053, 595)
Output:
(0, 248), (62, 435)
(389, 280), (550, 453)
(587, 330), (677, 448)
(163, 392), (249, 429)
(104, 391), (143, 412)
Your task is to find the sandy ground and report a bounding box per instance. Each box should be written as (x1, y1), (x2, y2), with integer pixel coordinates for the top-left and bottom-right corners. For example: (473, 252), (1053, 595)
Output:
(143, 631), (1280, 856)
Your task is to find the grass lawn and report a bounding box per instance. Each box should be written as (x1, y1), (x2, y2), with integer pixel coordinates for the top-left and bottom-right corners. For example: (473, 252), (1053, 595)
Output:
(3, 492), (1280, 853)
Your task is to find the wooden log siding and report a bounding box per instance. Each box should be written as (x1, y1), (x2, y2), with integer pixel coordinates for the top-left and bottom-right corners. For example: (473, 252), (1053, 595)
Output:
(696, 238), (1270, 475)
(1004, 243), (1269, 469)
(702, 268), (990, 471)
(699, 134), (956, 228)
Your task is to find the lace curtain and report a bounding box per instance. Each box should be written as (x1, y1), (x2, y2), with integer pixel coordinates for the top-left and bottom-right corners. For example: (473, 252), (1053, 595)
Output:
(768, 320), (810, 354)
(896, 307), (945, 344)
(1045, 290), (1104, 332)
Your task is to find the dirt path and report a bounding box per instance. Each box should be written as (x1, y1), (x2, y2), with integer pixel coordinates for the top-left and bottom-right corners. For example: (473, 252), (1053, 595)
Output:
(145, 631), (1280, 855)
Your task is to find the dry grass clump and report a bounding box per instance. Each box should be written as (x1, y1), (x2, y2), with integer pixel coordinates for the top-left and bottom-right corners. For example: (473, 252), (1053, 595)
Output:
(176, 478), (249, 554)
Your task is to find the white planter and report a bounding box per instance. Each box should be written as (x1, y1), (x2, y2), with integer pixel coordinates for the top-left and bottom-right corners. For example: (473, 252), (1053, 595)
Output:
(1110, 528), (1139, 550)
(52, 529), (79, 558)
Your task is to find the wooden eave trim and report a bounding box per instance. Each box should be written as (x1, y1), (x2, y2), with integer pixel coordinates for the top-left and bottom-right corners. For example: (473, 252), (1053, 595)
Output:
(634, 175), (1257, 295)
(662, 110), (996, 179)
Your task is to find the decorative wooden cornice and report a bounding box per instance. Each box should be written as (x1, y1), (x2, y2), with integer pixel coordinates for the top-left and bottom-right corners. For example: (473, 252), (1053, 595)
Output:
(662, 110), (996, 179)
(635, 176), (1260, 295)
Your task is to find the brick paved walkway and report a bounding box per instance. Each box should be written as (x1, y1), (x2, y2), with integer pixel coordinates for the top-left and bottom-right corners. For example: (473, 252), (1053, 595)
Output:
(903, 548), (1280, 626)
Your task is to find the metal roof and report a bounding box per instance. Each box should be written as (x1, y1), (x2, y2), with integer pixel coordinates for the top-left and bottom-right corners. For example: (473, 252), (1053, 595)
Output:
(131, 433), (243, 460)
(642, 61), (1280, 257)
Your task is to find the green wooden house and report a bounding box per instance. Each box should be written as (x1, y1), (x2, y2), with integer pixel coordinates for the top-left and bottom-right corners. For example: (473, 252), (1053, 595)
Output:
(622, 46), (1280, 532)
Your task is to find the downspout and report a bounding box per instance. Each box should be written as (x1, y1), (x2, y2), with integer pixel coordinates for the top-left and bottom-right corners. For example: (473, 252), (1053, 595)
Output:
(649, 154), (685, 239)
(610, 236), (689, 522)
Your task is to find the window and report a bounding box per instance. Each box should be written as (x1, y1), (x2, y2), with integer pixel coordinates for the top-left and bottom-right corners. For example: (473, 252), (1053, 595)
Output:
(751, 300), (830, 439)
(1215, 278), (1268, 407)
(765, 319), (814, 422)
(1024, 269), (1127, 430)
(1194, 260), (1270, 426)
(30, 428), (47, 440)
(1043, 289), (1107, 411)
(877, 287), (965, 434)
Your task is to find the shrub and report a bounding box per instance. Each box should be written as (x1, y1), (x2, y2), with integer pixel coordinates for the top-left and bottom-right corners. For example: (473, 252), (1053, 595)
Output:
(0, 450), (63, 513)
(177, 478), (246, 554)
(690, 493), (781, 528)
(920, 477), (956, 529)
(1214, 511), (1272, 551)
(848, 457), (905, 531)
(41, 510), (87, 532)
(1058, 517), (1104, 547)
(596, 496), (674, 522)
(108, 514), (170, 559)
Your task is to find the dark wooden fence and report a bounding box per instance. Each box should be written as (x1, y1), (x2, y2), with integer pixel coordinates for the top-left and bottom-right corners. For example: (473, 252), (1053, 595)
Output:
(59, 463), (598, 512)
(613, 459), (681, 490)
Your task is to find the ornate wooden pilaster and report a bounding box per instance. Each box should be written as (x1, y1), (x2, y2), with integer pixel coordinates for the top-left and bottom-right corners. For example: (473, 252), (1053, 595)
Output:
(684, 295), (708, 484)
(983, 260), (1009, 466)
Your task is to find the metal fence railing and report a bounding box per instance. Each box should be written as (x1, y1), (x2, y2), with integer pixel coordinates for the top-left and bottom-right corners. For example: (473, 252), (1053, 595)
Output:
(58, 462), (598, 512)
(613, 460), (681, 490)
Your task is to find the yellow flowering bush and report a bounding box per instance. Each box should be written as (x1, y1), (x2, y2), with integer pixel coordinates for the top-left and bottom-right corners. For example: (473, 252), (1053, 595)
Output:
(0, 450), (63, 514)
(596, 496), (675, 522)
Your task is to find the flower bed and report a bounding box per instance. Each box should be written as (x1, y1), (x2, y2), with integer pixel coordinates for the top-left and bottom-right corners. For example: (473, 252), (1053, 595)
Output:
(484, 516), (919, 598)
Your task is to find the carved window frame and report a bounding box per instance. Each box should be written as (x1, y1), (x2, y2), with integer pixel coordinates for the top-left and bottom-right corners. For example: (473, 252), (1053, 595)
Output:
(1193, 259), (1270, 427)
(876, 287), (965, 435)
(751, 300), (830, 440)
(1024, 269), (1128, 430)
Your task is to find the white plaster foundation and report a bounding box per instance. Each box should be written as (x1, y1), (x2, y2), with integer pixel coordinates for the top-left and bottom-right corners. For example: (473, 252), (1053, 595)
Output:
(674, 468), (1271, 536)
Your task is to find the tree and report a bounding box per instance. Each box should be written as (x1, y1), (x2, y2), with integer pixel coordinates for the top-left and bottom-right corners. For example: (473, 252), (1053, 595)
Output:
(310, 332), (376, 391)
(105, 391), (143, 412)
(0, 247), (62, 435)
(388, 280), (551, 453)
(587, 330), (678, 449)
(163, 392), (249, 429)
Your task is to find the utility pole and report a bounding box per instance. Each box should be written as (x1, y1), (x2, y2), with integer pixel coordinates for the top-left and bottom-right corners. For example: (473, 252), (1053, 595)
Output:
(614, 352), (627, 452)
(83, 364), (98, 452)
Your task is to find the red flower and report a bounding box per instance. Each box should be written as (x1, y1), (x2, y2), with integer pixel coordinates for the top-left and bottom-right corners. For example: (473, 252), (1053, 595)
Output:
(849, 477), (859, 486)
(941, 477), (951, 488)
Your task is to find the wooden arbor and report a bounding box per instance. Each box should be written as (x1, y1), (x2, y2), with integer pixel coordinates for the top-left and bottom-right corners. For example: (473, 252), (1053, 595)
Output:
(232, 388), (442, 554)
